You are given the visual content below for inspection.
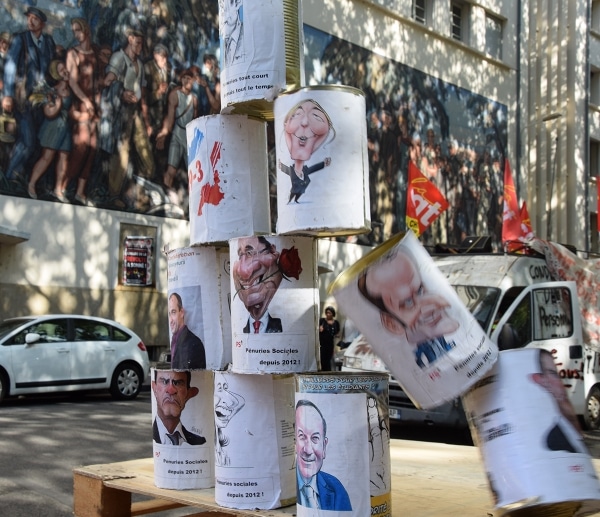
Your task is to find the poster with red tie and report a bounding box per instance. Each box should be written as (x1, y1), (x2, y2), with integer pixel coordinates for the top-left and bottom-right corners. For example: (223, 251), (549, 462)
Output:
(229, 235), (319, 373)
(152, 369), (215, 489)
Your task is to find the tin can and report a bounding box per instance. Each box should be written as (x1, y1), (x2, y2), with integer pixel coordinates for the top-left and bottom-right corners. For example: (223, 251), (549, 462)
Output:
(229, 234), (319, 373)
(295, 372), (391, 517)
(219, 0), (304, 120)
(167, 246), (232, 370)
(152, 368), (215, 489)
(274, 85), (370, 236)
(329, 231), (498, 409)
(214, 371), (296, 509)
(462, 348), (600, 516)
(186, 114), (271, 245)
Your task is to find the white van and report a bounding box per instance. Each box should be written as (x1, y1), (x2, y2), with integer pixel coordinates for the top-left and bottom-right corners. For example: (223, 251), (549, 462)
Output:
(342, 246), (598, 429)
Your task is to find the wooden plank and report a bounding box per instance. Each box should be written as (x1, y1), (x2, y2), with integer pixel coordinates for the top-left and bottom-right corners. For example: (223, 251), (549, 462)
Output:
(73, 469), (132, 517)
(130, 498), (186, 516)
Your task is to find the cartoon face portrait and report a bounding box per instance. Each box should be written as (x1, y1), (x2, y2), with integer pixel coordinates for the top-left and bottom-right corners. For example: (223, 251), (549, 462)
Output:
(283, 100), (334, 162)
(214, 372), (246, 429)
(152, 370), (199, 423)
(232, 236), (282, 321)
(295, 400), (328, 481)
(359, 248), (459, 345)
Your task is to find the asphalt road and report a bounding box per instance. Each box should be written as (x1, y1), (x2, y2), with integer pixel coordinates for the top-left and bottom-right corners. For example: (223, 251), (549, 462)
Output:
(1, 387), (600, 516)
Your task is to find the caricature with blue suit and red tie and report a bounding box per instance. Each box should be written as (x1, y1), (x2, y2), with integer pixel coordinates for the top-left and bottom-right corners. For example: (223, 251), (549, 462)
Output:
(295, 399), (352, 511)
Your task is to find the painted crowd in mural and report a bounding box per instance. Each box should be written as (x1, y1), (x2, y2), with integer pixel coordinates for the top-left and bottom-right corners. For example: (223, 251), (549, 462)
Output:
(0, 1), (507, 248)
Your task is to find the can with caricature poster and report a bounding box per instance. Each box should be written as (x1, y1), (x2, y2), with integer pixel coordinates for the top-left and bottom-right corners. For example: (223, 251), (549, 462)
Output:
(186, 115), (270, 245)
(462, 348), (600, 517)
(219, 0), (304, 120)
(274, 85), (370, 236)
(167, 246), (231, 370)
(152, 368), (215, 489)
(295, 372), (390, 517)
(329, 231), (498, 410)
(214, 371), (296, 510)
(229, 234), (319, 373)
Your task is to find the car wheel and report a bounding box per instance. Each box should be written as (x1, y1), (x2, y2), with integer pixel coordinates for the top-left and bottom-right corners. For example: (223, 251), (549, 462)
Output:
(0, 370), (8, 402)
(110, 362), (142, 400)
(585, 385), (600, 430)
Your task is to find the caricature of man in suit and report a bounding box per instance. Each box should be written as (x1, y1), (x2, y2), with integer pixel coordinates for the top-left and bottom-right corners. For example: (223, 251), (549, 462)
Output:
(358, 245), (458, 369)
(295, 399), (352, 511)
(169, 292), (206, 369)
(152, 370), (206, 446)
(233, 236), (283, 334)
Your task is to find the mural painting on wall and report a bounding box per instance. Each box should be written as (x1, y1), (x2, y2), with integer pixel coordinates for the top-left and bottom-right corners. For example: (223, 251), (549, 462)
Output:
(303, 26), (508, 249)
(0, 2), (508, 250)
(0, 0), (219, 218)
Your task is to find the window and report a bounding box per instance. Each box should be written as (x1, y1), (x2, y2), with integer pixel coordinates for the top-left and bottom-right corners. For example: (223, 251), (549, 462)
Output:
(11, 319), (69, 344)
(591, 69), (600, 106)
(413, 0), (427, 24)
(451, 1), (468, 42)
(485, 13), (503, 59)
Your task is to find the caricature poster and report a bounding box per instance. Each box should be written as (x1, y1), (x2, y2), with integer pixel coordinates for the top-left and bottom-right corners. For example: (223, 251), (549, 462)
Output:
(330, 231), (498, 409)
(187, 114), (271, 245)
(218, 0), (294, 112)
(296, 373), (390, 517)
(167, 246), (232, 370)
(229, 234), (319, 373)
(214, 371), (296, 510)
(462, 349), (600, 515)
(274, 86), (370, 236)
(151, 368), (215, 489)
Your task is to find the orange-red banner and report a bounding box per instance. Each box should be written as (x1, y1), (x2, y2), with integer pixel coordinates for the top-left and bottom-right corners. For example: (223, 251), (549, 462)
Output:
(406, 161), (449, 237)
(501, 159), (523, 244)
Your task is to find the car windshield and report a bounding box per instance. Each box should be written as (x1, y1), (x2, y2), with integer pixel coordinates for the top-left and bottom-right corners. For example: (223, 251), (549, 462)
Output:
(451, 286), (500, 333)
(0, 319), (34, 341)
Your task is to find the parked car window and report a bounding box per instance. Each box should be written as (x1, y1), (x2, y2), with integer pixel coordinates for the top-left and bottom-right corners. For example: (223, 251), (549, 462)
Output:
(74, 320), (111, 341)
(11, 319), (69, 344)
(112, 326), (131, 342)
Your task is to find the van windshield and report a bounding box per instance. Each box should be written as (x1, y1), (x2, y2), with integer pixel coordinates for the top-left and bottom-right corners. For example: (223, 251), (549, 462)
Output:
(452, 286), (500, 333)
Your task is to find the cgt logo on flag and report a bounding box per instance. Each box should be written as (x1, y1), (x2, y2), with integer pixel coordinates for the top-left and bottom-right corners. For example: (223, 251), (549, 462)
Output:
(406, 161), (449, 237)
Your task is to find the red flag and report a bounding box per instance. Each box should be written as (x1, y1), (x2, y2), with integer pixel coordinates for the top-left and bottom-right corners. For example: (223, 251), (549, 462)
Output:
(519, 202), (534, 239)
(597, 178), (600, 231)
(501, 159), (523, 244)
(406, 161), (449, 237)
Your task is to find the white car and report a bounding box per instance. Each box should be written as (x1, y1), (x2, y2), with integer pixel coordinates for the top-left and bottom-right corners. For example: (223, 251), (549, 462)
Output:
(0, 315), (150, 402)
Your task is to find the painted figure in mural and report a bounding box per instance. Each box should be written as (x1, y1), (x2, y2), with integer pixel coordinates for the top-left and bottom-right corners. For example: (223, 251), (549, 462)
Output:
(358, 245), (459, 369)
(156, 68), (198, 190)
(103, 28), (155, 207)
(3, 6), (57, 183)
(220, 0), (245, 67)
(65, 18), (100, 206)
(145, 44), (172, 142)
(295, 399), (353, 511)
(214, 372), (245, 466)
(27, 59), (74, 201)
(279, 99), (335, 203)
(194, 53), (220, 116)
(145, 43), (172, 177)
(232, 236), (284, 334)
(152, 369), (206, 446)
(0, 31), (12, 94)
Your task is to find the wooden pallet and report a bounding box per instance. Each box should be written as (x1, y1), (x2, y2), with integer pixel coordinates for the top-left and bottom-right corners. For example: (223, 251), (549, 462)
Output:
(72, 439), (499, 516)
